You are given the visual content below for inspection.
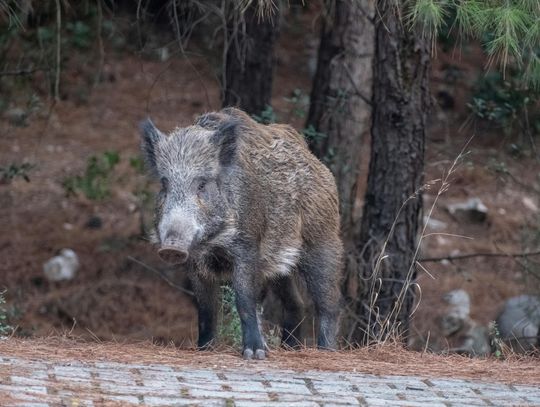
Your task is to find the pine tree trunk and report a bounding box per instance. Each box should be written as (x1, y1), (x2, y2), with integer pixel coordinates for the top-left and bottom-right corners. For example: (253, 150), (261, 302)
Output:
(350, 1), (431, 344)
(305, 0), (374, 291)
(222, 3), (280, 115)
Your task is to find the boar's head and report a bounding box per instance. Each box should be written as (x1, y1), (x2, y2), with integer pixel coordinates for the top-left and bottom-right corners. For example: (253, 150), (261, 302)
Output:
(140, 118), (237, 265)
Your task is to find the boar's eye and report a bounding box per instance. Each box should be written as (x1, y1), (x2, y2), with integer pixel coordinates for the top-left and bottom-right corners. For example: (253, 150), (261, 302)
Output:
(160, 177), (169, 191)
(197, 179), (207, 193)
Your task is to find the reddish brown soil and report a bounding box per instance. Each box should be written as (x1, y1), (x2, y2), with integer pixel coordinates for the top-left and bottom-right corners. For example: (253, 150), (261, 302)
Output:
(0, 8), (539, 355)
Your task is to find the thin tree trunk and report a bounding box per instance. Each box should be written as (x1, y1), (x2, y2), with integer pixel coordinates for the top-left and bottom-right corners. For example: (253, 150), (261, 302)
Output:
(222, 2), (280, 115)
(305, 0), (374, 300)
(350, 1), (431, 345)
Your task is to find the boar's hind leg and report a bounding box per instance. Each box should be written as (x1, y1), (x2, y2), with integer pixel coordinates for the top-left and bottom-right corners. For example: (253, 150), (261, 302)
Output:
(301, 245), (341, 350)
(233, 261), (266, 360)
(271, 275), (304, 349)
(191, 274), (219, 349)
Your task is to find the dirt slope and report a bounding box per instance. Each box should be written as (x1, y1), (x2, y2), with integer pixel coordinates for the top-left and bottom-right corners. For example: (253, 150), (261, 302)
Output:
(0, 9), (539, 352)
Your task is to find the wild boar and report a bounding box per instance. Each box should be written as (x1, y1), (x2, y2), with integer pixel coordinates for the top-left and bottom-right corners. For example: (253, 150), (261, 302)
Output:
(140, 108), (343, 359)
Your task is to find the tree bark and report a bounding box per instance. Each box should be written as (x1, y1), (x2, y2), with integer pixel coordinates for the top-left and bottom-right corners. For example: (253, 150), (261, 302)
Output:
(222, 2), (280, 115)
(350, 1), (431, 345)
(305, 0), (374, 294)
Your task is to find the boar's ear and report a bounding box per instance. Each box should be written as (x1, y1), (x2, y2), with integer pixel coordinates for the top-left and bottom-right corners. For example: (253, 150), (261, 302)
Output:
(211, 120), (238, 167)
(139, 118), (164, 176)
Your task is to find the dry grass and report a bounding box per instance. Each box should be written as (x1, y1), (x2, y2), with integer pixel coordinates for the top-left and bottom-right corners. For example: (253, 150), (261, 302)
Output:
(0, 338), (538, 385)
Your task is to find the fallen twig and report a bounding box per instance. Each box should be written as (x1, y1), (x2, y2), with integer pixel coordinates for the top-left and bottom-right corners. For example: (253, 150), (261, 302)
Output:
(419, 249), (540, 263)
(0, 67), (48, 76)
(126, 256), (194, 297)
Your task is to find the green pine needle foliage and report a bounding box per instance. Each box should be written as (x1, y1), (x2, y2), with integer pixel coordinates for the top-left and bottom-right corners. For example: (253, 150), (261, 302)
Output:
(405, 0), (540, 88)
(407, 0), (449, 39)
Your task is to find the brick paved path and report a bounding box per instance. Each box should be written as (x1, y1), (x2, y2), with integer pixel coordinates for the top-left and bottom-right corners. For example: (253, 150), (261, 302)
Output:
(0, 355), (538, 406)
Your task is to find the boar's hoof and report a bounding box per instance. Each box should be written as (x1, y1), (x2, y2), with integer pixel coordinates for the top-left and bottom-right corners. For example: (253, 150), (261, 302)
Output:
(242, 348), (266, 360)
(243, 349), (253, 360)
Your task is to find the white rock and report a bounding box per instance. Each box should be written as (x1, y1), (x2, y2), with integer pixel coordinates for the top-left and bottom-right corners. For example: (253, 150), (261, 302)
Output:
(447, 198), (488, 223)
(496, 295), (540, 352)
(441, 289), (471, 336)
(158, 46), (169, 62)
(4, 107), (26, 125)
(522, 196), (538, 212)
(424, 216), (447, 231)
(435, 235), (449, 246)
(451, 322), (491, 357)
(444, 289), (470, 319)
(43, 249), (79, 282)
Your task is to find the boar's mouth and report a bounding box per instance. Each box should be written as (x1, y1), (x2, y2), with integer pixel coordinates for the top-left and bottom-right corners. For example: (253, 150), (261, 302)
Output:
(158, 246), (189, 264)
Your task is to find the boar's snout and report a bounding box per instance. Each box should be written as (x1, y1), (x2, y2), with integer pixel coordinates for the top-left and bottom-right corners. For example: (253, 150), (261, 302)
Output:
(158, 246), (189, 264)
(158, 231), (192, 264)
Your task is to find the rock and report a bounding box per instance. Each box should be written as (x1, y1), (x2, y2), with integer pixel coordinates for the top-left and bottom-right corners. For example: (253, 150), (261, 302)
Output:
(436, 90), (455, 110)
(444, 289), (470, 312)
(451, 322), (491, 357)
(439, 289), (490, 356)
(435, 235), (449, 246)
(43, 249), (79, 282)
(85, 216), (102, 229)
(447, 198), (488, 223)
(496, 295), (540, 352)
(441, 289), (470, 336)
(4, 108), (27, 126)
(424, 216), (447, 231)
(522, 196), (538, 212)
(158, 46), (169, 62)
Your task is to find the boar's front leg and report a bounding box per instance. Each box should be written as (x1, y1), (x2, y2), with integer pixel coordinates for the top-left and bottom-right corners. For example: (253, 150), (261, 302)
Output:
(233, 258), (266, 360)
(190, 274), (219, 349)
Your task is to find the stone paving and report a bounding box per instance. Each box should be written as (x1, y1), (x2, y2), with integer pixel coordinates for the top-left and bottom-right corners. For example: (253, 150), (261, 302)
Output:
(0, 355), (538, 406)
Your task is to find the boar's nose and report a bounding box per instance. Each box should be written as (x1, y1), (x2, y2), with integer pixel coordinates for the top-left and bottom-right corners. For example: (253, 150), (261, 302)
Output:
(158, 231), (190, 264)
(158, 246), (188, 264)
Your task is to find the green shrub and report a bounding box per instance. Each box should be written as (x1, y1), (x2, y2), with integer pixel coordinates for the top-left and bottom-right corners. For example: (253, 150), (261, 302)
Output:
(0, 162), (34, 183)
(467, 71), (539, 133)
(66, 20), (93, 49)
(302, 124), (326, 143)
(129, 155), (146, 174)
(252, 105), (276, 125)
(488, 321), (504, 359)
(217, 285), (242, 347)
(63, 150), (120, 200)
(0, 290), (12, 337)
(284, 88), (310, 119)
